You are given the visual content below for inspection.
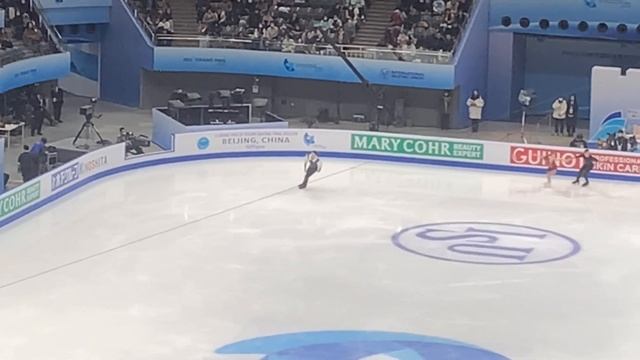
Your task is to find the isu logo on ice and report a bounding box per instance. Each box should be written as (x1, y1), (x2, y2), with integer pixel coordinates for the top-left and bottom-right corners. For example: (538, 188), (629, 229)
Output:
(392, 222), (580, 265)
(216, 330), (508, 359)
(510, 145), (640, 175)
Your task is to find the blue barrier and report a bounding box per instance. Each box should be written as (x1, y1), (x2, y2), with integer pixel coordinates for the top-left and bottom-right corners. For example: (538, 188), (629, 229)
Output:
(0, 53), (71, 93)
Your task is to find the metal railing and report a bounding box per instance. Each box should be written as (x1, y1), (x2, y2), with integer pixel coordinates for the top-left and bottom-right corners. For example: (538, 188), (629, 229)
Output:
(122, 0), (456, 64)
(155, 34), (452, 64)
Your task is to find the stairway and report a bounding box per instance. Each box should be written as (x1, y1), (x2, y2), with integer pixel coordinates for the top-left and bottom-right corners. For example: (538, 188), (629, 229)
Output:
(353, 0), (396, 47)
(168, 0), (199, 35)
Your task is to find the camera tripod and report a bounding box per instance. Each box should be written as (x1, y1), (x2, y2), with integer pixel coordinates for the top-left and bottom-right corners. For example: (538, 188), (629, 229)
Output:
(73, 114), (106, 149)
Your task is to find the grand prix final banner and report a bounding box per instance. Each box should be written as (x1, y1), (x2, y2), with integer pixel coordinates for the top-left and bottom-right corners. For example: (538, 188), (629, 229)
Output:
(510, 145), (640, 176)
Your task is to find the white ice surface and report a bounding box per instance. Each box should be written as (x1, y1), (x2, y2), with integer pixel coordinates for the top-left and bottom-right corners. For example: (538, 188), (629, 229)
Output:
(0, 158), (639, 360)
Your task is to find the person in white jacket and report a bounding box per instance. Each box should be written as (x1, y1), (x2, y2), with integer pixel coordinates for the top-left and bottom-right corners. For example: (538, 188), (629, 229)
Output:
(466, 89), (484, 133)
(552, 97), (568, 136)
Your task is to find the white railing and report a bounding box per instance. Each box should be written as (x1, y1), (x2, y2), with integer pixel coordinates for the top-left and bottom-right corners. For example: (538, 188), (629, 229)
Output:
(154, 34), (452, 64)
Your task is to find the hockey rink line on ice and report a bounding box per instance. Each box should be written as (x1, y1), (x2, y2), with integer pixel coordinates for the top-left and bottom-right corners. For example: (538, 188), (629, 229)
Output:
(0, 162), (367, 292)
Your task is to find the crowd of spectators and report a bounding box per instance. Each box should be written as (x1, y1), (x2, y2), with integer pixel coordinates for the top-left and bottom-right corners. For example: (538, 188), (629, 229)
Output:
(131, 0), (368, 49)
(195, 0), (367, 47)
(0, 0), (46, 55)
(383, 0), (472, 53)
(131, 0), (471, 56)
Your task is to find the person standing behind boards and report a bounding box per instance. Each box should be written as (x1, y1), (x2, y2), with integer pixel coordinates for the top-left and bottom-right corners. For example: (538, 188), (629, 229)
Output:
(552, 97), (567, 136)
(30, 94), (46, 136)
(51, 86), (64, 123)
(18, 145), (38, 182)
(565, 94), (578, 137)
(466, 89), (484, 133)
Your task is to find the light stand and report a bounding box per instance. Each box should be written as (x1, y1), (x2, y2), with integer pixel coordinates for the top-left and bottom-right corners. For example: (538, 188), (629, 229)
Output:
(517, 89), (535, 144)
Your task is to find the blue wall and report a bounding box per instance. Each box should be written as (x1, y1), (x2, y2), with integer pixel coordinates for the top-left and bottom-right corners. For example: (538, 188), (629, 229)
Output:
(522, 36), (640, 116)
(485, 32), (527, 121)
(453, 0), (490, 128)
(100, 0), (153, 107)
(153, 48), (455, 90)
(0, 53), (71, 93)
(489, 0), (640, 41)
(36, 0), (111, 25)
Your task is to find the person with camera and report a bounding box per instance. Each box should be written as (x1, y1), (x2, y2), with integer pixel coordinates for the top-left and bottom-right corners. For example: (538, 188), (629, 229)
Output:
(569, 133), (588, 148)
(117, 127), (144, 155)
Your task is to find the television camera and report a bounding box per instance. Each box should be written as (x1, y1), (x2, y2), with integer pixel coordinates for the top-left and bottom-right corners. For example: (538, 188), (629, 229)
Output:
(117, 127), (151, 155)
(74, 98), (109, 148)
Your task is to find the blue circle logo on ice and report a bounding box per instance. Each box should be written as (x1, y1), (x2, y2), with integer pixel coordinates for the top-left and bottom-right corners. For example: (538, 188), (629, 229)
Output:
(392, 222), (580, 265)
(197, 137), (210, 150)
(215, 330), (509, 359)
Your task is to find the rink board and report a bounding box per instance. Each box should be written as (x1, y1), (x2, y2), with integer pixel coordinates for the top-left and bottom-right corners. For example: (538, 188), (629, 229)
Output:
(1, 129), (639, 229)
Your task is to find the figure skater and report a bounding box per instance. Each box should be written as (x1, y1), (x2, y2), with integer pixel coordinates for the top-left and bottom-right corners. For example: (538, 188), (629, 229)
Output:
(572, 149), (598, 187)
(299, 151), (322, 189)
(545, 153), (559, 186)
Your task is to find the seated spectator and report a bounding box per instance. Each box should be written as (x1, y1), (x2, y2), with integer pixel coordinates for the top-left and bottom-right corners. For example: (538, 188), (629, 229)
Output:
(201, 8), (218, 34)
(432, 0), (446, 15)
(348, 0), (366, 21)
(263, 22), (279, 42)
(399, 39), (417, 61)
(0, 29), (14, 50)
(282, 35), (296, 52)
(319, 16), (331, 31)
(22, 21), (42, 48)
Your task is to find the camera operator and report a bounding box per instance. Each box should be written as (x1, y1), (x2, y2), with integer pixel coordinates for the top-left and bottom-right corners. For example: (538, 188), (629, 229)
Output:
(117, 127), (144, 155)
(569, 133), (588, 149)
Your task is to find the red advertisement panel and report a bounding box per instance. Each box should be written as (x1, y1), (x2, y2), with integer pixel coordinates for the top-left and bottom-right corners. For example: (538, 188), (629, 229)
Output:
(510, 146), (640, 175)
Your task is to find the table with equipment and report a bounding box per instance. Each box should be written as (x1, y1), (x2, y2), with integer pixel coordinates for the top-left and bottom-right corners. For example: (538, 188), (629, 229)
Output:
(0, 122), (25, 147)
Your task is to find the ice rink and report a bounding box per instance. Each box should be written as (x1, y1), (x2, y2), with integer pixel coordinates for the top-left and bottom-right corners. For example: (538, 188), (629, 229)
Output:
(1, 157), (640, 360)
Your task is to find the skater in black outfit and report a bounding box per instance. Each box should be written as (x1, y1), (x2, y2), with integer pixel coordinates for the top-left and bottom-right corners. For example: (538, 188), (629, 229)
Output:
(299, 151), (322, 189)
(572, 149), (598, 187)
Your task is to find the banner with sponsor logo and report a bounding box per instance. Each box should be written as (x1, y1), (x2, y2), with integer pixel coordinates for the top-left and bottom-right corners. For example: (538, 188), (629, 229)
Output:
(47, 145), (121, 194)
(4, 128), (640, 228)
(351, 133), (485, 161)
(0, 182), (41, 218)
(175, 128), (351, 155)
(510, 145), (640, 176)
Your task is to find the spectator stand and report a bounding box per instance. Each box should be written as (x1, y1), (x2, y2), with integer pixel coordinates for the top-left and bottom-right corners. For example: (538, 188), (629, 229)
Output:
(0, 0), (61, 67)
(382, 0), (474, 55)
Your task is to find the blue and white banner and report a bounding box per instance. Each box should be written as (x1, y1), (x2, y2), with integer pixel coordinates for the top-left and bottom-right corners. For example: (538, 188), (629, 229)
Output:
(154, 47), (455, 90)
(590, 66), (640, 140)
(0, 52), (71, 93)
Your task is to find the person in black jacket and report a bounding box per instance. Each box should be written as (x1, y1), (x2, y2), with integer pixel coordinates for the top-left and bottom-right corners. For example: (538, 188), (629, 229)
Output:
(30, 94), (45, 136)
(569, 133), (588, 148)
(51, 86), (64, 123)
(615, 130), (628, 151)
(572, 149), (598, 187)
(565, 94), (578, 137)
(17, 145), (38, 182)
